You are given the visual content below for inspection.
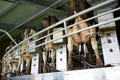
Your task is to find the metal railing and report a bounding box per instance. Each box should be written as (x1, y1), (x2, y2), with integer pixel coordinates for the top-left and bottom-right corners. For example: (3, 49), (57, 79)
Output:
(1, 0), (119, 67)
(0, 29), (17, 45)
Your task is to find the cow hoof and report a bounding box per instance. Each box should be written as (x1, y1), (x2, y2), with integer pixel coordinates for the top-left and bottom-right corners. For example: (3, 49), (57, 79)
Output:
(43, 67), (47, 73)
(16, 71), (20, 76)
(51, 66), (55, 72)
(67, 64), (73, 70)
(26, 68), (30, 75)
(96, 59), (103, 66)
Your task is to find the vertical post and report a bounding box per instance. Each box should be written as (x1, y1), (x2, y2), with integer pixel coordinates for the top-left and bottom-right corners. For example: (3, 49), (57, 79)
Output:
(64, 21), (68, 36)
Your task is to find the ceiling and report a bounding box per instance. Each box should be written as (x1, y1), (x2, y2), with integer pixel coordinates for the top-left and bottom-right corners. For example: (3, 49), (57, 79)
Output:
(0, 0), (68, 40)
(0, 0), (118, 40)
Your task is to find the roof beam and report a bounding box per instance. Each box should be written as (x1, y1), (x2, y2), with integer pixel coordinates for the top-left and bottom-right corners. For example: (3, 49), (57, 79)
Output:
(0, 1), (19, 17)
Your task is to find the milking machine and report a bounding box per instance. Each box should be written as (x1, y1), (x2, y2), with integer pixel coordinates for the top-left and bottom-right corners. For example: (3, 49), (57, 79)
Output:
(78, 41), (91, 69)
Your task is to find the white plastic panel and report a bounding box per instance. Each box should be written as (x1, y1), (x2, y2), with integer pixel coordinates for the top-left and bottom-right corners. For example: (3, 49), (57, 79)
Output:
(28, 41), (36, 52)
(53, 28), (64, 44)
(56, 44), (67, 71)
(97, 8), (120, 66)
(97, 8), (116, 28)
(31, 53), (40, 74)
(100, 31), (120, 65)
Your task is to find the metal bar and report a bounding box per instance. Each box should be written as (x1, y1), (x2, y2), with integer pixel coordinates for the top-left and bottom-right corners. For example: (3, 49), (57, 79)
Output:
(1, 0), (63, 59)
(4, 16), (118, 63)
(26, 17), (120, 54)
(0, 29), (18, 58)
(0, 29), (18, 63)
(0, 2), (19, 17)
(16, 0), (116, 44)
(15, 28), (63, 53)
(0, 0), (62, 39)
(4, 16), (119, 63)
(31, 7), (120, 44)
(4, 6), (120, 61)
(64, 21), (68, 35)
(4, 6), (120, 63)
(52, 0), (69, 8)
(2, 0), (62, 62)
(14, 7), (120, 53)
(26, 0), (116, 38)
(0, 29), (17, 45)
(2, 0), (117, 63)
(0, 0), (115, 40)
(67, 7), (120, 30)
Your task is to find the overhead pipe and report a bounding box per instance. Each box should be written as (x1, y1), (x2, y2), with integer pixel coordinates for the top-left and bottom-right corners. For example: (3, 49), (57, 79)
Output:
(0, 29), (17, 45)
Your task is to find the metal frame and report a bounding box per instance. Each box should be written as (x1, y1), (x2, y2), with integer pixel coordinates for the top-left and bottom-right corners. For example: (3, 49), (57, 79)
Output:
(0, 29), (17, 45)
(0, 29), (18, 64)
(1, 2), (120, 80)
(2, 0), (118, 64)
(1, 0), (120, 80)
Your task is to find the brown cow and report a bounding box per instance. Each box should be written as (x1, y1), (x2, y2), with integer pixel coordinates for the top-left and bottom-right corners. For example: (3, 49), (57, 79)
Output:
(42, 15), (58, 73)
(17, 27), (39, 75)
(67, 0), (103, 70)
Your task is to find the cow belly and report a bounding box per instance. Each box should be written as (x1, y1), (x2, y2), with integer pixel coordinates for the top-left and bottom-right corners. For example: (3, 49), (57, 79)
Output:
(72, 25), (82, 43)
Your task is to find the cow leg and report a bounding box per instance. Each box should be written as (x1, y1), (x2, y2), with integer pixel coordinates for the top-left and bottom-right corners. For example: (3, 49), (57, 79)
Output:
(17, 55), (23, 75)
(24, 55), (31, 74)
(1, 64), (8, 77)
(51, 48), (56, 72)
(42, 51), (47, 73)
(91, 38), (103, 66)
(67, 37), (74, 70)
(12, 61), (18, 76)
